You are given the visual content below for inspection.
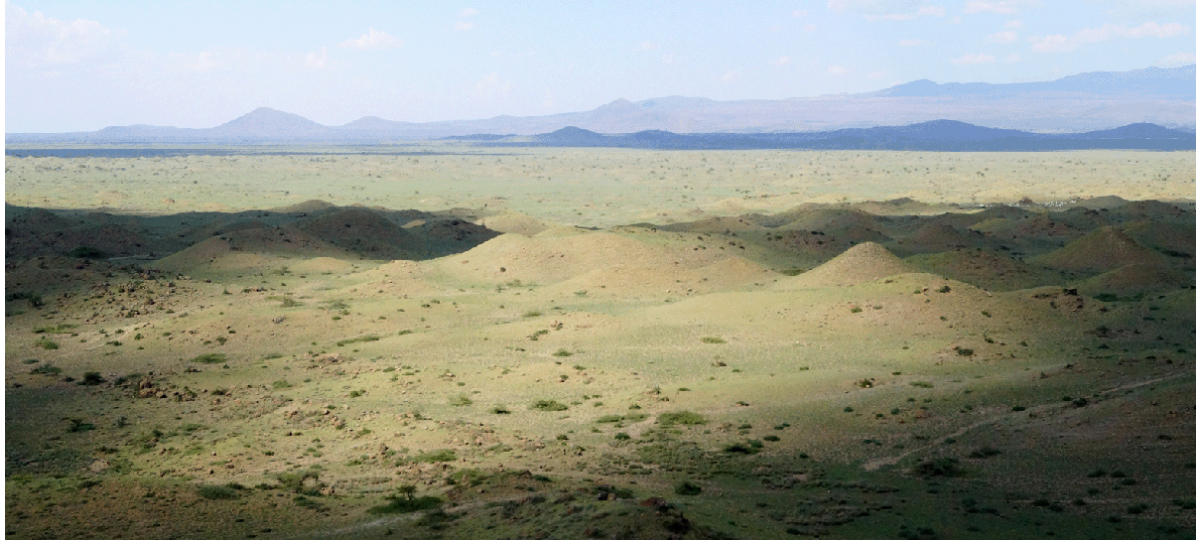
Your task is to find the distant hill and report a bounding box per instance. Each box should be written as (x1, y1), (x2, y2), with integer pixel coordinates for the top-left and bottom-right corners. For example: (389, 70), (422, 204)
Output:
(6, 64), (1194, 142)
(486, 121), (1195, 151)
(876, 65), (1196, 98)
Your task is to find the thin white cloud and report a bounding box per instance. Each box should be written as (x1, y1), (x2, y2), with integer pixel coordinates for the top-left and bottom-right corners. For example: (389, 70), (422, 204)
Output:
(828, 1), (945, 20)
(641, 41), (660, 50)
(803, 23), (818, 31)
(474, 72), (512, 100)
(6, 3), (119, 66)
(1029, 22), (1191, 52)
(185, 50), (222, 72)
(793, 9), (809, 17)
(454, 21), (475, 31)
(951, 53), (996, 65)
(1157, 51), (1197, 67)
(1005, 53), (1022, 63)
(771, 55), (792, 66)
(1028, 34), (1072, 52)
(305, 47), (329, 69)
(1124, 21), (1190, 38)
(964, 1), (1040, 15)
(720, 70), (738, 82)
(987, 30), (1018, 43)
(339, 28), (402, 50)
(827, 65), (847, 75)
(458, 8), (479, 17)
(1004, 19), (1024, 29)
(899, 38), (926, 46)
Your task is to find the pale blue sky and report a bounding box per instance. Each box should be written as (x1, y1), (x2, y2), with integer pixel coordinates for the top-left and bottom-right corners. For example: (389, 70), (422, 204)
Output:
(6, 0), (1196, 132)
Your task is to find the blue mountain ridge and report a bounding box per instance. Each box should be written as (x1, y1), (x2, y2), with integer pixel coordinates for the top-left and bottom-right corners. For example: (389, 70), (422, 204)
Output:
(500, 120), (1195, 151)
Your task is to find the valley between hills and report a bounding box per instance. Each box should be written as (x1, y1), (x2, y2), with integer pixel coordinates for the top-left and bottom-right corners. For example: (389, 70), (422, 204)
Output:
(4, 147), (1195, 540)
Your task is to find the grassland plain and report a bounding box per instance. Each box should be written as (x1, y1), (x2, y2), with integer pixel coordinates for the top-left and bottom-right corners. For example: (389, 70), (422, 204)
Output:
(5, 146), (1195, 540)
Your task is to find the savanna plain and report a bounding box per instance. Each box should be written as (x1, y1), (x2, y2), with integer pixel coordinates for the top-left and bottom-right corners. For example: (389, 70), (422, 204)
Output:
(5, 146), (1196, 539)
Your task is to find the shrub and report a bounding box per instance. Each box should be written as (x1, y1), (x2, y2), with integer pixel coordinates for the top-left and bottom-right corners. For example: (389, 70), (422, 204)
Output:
(723, 440), (763, 454)
(658, 411), (706, 426)
(277, 470), (322, 495)
(197, 484), (241, 500)
(674, 481), (702, 495)
(491, 405), (510, 414)
(368, 493), (442, 515)
(336, 334), (380, 347)
(191, 353), (227, 364)
(69, 246), (107, 259)
(79, 372), (106, 385)
(531, 399), (569, 411)
(272, 380), (292, 389)
(915, 457), (965, 477)
(596, 415), (624, 423)
(968, 446), (1001, 459)
(449, 394), (472, 407)
(552, 348), (574, 357)
(700, 336), (726, 344)
(34, 337), (59, 350)
(411, 449), (457, 463)
(65, 418), (95, 433)
(9, 291), (45, 308)
(30, 363), (62, 376)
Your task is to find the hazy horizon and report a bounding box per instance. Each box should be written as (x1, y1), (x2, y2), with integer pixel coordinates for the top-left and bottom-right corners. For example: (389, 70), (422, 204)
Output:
(7, 1), (1197, 133)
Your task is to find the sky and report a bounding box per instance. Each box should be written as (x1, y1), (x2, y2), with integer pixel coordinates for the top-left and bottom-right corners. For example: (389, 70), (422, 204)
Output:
(6, 0), (1197, 132)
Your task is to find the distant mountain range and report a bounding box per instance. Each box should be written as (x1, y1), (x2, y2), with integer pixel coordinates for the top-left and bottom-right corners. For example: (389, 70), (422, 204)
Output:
(452, 120), (1192, 151)
(7, 65), (1195, 143)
